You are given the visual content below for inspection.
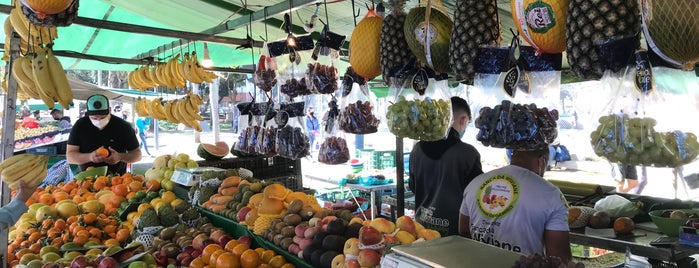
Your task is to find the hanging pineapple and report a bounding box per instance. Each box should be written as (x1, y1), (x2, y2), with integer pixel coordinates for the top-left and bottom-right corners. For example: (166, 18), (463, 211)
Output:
(449, 0), (501, 84)
(641, 0), (699, 71)
(380, 0), (415, 86)
(349, 6), (383, 80)
(404, 0), (453, 74)
(510, 0), (568, 54)
(565, 0), (640, 80)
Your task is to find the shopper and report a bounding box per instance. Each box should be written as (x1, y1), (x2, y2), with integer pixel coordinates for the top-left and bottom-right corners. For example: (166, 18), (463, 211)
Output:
(136, 117), (152, 156)
(408, 96), (483, 236)
(66, 94), (142, 175)
(50, 109), (72, 129)
(459, 148), (571, 261)
(305, 107), (320, 153)
(0, 181), (37, 231)
(613, 163), (646, 194)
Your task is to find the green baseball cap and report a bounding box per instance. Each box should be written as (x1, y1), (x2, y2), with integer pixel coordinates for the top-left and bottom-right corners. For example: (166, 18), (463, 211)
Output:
(86, 94), (109, 115)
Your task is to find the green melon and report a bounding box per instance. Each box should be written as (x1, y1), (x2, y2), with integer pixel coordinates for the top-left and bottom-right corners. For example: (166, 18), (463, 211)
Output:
(197, 141), (229, 161)
(404, 4), (453, 74)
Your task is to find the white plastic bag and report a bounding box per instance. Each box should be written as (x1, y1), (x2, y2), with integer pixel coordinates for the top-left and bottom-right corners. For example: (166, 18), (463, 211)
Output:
(594, 194), (639, 218)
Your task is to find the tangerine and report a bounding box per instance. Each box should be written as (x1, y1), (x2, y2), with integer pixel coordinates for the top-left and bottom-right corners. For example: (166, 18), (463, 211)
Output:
(189, 257), (206, 268)
(224, 240), (240, 251)
(239, 249), (260, 268)
(231, 244), (249, 257)
(96, 147), (109, 158)
(202, 244), (223, 264)
(208, 249), (226, 266)
(215, 252), (240, 268)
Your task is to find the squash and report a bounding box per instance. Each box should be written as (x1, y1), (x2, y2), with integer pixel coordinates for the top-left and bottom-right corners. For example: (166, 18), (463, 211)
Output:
(197, 141), (229, 161)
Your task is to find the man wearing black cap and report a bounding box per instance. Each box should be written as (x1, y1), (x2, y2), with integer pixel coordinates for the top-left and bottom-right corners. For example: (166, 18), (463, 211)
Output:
(66, 94), (142, 174)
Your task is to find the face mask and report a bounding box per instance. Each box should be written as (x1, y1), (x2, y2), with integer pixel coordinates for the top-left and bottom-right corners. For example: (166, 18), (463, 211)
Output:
(91, 116), (110, 130)
(459, 130), (465, 139)
(310, 112), (314, 116)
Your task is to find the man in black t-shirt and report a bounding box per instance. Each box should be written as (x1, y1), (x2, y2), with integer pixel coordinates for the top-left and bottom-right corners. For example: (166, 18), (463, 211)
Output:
(66, 94), (142, 175)
(408, 97), (483, 236)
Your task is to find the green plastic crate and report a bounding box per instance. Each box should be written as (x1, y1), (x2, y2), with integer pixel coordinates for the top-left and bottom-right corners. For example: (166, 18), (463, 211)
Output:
(355, 149), (377, 170)
(376, 150), (396, 170)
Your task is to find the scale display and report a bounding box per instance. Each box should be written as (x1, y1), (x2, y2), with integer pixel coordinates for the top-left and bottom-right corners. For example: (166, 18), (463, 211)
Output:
(169, 167), (227, 186)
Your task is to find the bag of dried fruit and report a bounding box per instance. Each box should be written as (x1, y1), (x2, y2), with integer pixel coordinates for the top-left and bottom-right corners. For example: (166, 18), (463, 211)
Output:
(233, 101), (254, 154)
(386, 62), (452, 141)
(318, 96), (350, 164)
(307, 25), (344, 95)
(275, 102), (311, 159)
(268, 34), (317, 100)
(254, 43), (278, 94)
(337, 66), (381, 135)
(255, 100), (278, 157)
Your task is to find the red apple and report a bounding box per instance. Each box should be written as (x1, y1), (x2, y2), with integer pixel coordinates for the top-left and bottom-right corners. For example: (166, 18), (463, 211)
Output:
(179, 256), (193, 267)
(298, 238), (313, 250)
(191, 250), (202, 258)
(359, 226), (382, 246)
(295, 223), (309, 237)
(71, 256), (90, 268)
(288, 243), (301, 255)
(182, 246), (196, 255)
(192, 233), (209, 250)
(167, 258), (177, 265)
(238, 235), (252, 247)
(358, 249), (381, 267)
(97, 257), (118, 268)
(154, 251), (169, 266)
(176, 252), (191, 264)
(237, 207), (252, 222)
(201, 239), (216, 249)
(217, 234), (233, 247)
(209, 229), (227, 242)
(346, 259), (360, 268)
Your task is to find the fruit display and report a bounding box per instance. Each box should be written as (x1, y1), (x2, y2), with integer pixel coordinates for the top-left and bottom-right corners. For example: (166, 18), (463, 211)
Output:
(339, 101), (380, 134)
(134, 93), (205, 132)
(475, 101), (559, 150)
(307, 62), (338, 94)
(197, 141), (230, 161)
(510, 0), (568, 54)
(318, 136), (350, 165)
(349, 5), (383, 80)
(386, 96), (451, 141)
(512, 253), (585, 268)
(144, 153), (199, 192)
(403, 0), (452, 74)
(2, 4), (57, 60)
(127, 52), (218, 91)
(0, 154), (49, 189)
(13, 124), (65, 150)
(590, 114), (699, 167)
(565, 0), (640, 80)
(379, 0), (415, 87)
(449, 0), (500, 84)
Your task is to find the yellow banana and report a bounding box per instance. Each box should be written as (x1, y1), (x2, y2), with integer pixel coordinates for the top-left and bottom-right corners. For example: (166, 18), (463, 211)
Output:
(176, 54), (189, 83)
(1, 155), (42, 184)
(189, 120), (202, 132)
(150, 98), (167, 120)
(31, 49), (58, 109)
(19, 55), (41, 99)
(163, 101), (178, 123)
(135, 98), (150, 117)
(182, 53), (203, 83)
(126, 70), (138, 90)
(12, 156), (48, 188)
(9, 9), (31, 44)
(191, 52), (216, 83)
(0, 154), (36, 173)
(132, 66), (153, 90)
(172, 100), (193, 127)
(46, 48), (73, 109)
(3, 17), (12, 36)
(169, 55), (186, 88)
(11, 57), (35, 92)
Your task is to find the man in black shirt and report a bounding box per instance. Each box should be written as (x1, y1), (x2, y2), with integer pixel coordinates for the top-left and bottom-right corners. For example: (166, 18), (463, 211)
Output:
(66, 94), (142, 175)
(408, 96), (483, 236)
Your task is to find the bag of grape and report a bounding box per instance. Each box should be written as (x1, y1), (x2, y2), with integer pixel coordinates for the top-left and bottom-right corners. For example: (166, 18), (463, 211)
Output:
(268, 34), (317, 99)
(338, 67), (381, 134)
(386, 64), (452, 141)
(255, 100), (278, 157)
(589, 49), (699, 168)
(275, 102), (311, 159)
(318, 97), (350, 164)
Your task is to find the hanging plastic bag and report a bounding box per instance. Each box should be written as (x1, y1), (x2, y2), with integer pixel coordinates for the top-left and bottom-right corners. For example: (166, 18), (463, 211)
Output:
(234, 101), (255, 154)
(255, 100), (278, 157)
(475, 100), (558, 150)
(318, 97), (350, 164)
(267, 32), (317, 99)
(386, 64), (452, 141)
(309, 25), (343, 95)
(254, 44), (278, 93)
(338, 67), (381, 134)
(589, 42), (699, 168)
(275, 102), (310, 159)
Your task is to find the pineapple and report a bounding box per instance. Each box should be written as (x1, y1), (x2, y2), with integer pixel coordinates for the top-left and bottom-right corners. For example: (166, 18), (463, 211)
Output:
(565, 0), (640, 80)
(380, 0), (415, 87)
(449, 0), (502, 85)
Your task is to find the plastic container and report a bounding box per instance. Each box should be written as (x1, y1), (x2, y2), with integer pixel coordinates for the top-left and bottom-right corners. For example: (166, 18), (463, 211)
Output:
(648, 209), (699, 236)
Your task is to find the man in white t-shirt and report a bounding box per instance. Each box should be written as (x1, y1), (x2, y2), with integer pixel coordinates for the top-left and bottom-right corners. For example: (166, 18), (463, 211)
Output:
(458, 148), (571, 261)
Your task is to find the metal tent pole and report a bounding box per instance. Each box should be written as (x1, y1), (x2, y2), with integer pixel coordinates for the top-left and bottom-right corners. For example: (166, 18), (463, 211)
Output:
(396, 137), (404, 217)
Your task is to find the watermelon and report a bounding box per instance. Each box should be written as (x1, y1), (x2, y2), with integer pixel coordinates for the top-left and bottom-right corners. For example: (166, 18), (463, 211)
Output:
(197, 141), (229, 161)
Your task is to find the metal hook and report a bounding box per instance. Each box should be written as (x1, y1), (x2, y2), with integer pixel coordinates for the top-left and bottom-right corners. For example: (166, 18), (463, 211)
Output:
(351, 0), (360, 26)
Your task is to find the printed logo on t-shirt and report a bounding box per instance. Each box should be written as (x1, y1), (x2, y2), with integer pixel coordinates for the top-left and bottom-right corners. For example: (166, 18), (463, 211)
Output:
(476, 174), (520, 220)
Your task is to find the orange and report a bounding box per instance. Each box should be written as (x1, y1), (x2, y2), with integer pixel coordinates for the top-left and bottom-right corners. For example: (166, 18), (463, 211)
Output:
(82, 212), (98, 225)
(128, 181), (143, 192)
(260, 249), (276, 264)
(145, 179), (160, 191)
(613, 217), (635, 235)
(201, 244), (223, 264)
(215, 252), (240, 268)
(103, 238), (120, 247)
(208, 249), (226, 266)
(96, 147), (109, 158)
(38, 193), (54, 205)
(268, 255), (287, 268)
(111, 176), (123, 185)
(224, 240), (240, 252)
(189, 257), (205, 268)
(239, 249), (260, 268)
(112, 184), (129, 197)
(230, 244), (249, 257)
(116, 229), (130, 242)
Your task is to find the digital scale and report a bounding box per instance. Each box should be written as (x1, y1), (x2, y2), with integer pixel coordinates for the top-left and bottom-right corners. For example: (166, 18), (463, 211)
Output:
(169, 167), (227, 186)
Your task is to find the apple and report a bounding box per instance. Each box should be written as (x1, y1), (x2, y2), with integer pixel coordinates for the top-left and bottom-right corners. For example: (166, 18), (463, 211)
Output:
(237, 207), (252, 222)
(190, 250), (202, 258)
(238, 235), (252, 247)
(304, 226), (320, 239)
(182, 246), (196, 255)
(71, 256), (91, 268)
(217, 234), (233, 247)
(343, 238), (360, 256)
(322, 216), (338, 226)
(345, 259), (360, 268)
(97, 257), (119, 268)
(209, 229), (227, 242)
(167, 258), (177, 265)
(396, 216), (417, 236)
(154, 251), (168, 266)
(370, 218), (396, 234)
(179, 256), (193, 267)
(298, 238), (313, 250)
(288, 243), (301, 255)
(192, 233), (209, 250)
(357, 249), (381, 267)
(295, 223), (309, 237)
(359, 226), (382, 246)
(175, 252), (191, 264)
(201, 239), (216, 250)
(309, 217), (321, 227)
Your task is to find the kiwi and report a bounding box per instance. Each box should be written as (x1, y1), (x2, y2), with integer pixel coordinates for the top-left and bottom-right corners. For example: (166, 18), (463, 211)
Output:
(280, 237), (294, 250)
(300, 206), (315, 221)
(281, 226), (296, 238)
(283, 214), (303, 226)
(274, 222), (287, 233)
(287, 199), (304, 214)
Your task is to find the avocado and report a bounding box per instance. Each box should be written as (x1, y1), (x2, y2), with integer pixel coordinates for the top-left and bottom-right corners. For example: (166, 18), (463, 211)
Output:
(312, 231), (329, 248)
(311, 248), (327, 267)
(322, 235), (346, 252)
(320, 250), (340, 268)
(344, 222), (363, 238)
(326, 218), (347, 235)
(303, 245), (319, 262)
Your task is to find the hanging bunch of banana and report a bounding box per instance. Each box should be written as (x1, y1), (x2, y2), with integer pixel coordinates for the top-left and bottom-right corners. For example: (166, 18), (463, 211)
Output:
(3, 5), (58, 61)
(127, 52), (219, 91)
(134, 93), (204, 132)
(12, 46), (73, 109)
(0, 154), (49, 190)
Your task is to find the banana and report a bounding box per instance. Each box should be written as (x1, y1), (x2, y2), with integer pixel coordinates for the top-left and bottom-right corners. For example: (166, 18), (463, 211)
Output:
(19, 55), (41, 99)
(172, 100), (193, 127)
(126, 70), (138, 89)
(11, 57), (35, 92)
(182, 53), (203, 83)
(189, 120), (202, 132)
(12, 156), (48, 188)
(162, 63), (176, 88)
(163, 101), (178, 123)
(31, 49), (58, 109)
(191, 52), (216, 83)
(135, 98), (150, 117)
(150, 98), (167, 120)
(46, 48), (73, 109)
(9, 9), (31, 44)
(176, 53), (189, 83)
(132, 66), (153, 90)
(184, 96), (204, 121)
(169, 55), (186, 88)
(1, 155), (42, 184)
(0, 154), (36, 173)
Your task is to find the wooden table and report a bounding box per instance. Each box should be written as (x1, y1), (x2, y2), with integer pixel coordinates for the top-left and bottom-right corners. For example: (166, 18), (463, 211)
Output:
(569, 226), (699, 264)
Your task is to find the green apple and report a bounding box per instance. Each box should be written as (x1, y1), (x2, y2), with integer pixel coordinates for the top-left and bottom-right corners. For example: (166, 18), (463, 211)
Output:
(128, 261), (148, 268)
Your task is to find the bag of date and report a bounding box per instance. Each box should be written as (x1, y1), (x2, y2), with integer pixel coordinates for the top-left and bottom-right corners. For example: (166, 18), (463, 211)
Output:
(275, 102), (311, 160)
(338, 66), (380, 134)
(318, 98), (350, 165)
